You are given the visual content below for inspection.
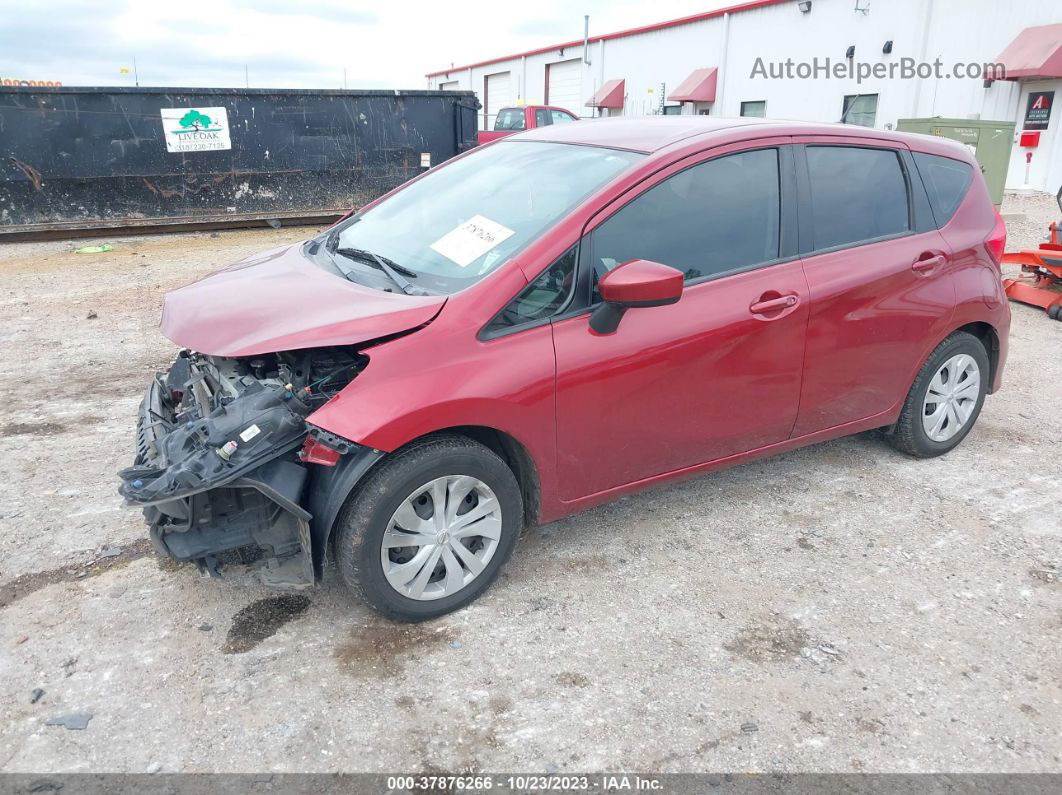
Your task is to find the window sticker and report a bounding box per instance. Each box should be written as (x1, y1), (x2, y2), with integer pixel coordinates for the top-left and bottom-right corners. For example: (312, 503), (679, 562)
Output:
(430, 215), (515, 268)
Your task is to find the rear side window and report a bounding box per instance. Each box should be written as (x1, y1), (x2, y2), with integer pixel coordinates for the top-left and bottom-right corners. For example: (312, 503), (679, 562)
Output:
(589, 148), (781, 286)
(914, 152), (973, 225)
(535, 109), (551, 127)
(806, 146), (909, 250)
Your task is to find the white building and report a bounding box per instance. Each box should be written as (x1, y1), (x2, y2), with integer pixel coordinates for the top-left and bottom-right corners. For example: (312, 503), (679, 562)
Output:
(426, 0), (1062, 194)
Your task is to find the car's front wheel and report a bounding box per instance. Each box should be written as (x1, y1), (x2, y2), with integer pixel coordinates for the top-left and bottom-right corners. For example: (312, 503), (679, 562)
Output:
(885, 331), (990, 458)
(334, 434), (522, 621)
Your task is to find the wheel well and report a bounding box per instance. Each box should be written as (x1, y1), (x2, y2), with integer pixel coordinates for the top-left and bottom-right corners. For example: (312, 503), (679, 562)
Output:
(421, 425), (541, 528)
(955, 321), (1000, 389)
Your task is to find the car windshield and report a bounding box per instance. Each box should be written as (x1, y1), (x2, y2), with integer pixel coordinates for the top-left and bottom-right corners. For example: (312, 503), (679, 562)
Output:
(494, 108), (526, 130)
(323, 141), (643, 294)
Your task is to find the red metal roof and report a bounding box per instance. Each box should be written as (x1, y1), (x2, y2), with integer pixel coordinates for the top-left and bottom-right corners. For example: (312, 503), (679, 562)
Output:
(667, 67), (718, 102)
(996, 23), (1062, 79)
(587, 79), (625, 109)
(425, 0), (790, 78)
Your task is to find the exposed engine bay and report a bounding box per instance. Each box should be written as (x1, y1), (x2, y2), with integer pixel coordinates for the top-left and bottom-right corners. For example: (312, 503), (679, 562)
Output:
(118, 348), (367, 588)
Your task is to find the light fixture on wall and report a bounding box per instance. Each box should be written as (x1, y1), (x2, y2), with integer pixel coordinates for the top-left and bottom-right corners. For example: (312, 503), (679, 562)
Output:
(845, 45), (856, 59)
(797, 1), (812, 12)
(882, 40), (893, 54)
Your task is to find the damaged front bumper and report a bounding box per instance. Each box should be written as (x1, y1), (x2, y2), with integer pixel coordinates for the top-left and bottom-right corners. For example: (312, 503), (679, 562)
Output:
(118, 349), (364, 589)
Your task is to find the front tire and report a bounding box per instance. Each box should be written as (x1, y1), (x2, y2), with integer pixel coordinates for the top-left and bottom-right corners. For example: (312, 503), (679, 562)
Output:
(885, 331), (989, 458)
(334, 434), (522, 621)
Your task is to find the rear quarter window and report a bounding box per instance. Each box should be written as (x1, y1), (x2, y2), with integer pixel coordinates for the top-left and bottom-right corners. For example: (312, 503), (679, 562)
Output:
(914, 152), (974, 226)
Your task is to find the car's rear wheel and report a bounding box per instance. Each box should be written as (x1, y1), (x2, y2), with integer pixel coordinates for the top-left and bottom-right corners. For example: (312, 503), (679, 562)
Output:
(885, 331), (989, 458)
(334, 434), (522, 621)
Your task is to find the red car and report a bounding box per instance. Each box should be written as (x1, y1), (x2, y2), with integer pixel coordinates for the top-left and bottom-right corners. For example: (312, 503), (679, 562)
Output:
(478, 105), (579, 145)
(120, 117), (1010, 620)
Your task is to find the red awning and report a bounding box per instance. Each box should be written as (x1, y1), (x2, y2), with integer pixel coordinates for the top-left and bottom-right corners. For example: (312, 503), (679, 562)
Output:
(667, 67), (718, 102)
(996, 23), (1062, 79)
(587, 79), (625, 109)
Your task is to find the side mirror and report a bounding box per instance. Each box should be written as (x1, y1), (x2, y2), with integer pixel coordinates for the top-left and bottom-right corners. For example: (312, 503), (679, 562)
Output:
(590, 259), (684, 334)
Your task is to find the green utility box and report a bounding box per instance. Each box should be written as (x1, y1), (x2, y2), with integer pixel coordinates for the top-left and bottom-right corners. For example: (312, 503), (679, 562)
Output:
(896, 117), (1015, 205)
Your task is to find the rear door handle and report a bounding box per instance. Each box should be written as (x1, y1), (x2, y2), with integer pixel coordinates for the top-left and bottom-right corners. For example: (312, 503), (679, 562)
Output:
(912, 254), (945, 273)
(749, 294), (798, 314)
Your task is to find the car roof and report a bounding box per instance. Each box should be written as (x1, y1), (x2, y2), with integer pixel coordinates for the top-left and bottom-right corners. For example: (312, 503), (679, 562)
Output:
(510, 116), (972, 158)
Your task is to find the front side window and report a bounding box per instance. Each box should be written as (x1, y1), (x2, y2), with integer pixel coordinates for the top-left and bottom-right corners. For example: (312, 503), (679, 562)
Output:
(805, 146), (909, 251)
(589, 148), (781, 294)
(324, 142), (642, 294)
(551, 110), (577, 124)
(740, 101), (766, 118)
(494, 108), (526, 131)
(484, 247), (577, 334)
(842, 94), (878, 127)
(535, 109), (551, 127)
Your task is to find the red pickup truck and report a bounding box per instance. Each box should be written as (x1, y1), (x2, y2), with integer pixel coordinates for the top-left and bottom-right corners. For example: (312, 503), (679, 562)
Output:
(478, 105), (579, 145)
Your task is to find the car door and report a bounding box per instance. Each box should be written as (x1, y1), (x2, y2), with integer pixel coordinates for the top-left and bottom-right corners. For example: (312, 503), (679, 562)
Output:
(550, 139), (810, 501)
(790, 138), (956, 437)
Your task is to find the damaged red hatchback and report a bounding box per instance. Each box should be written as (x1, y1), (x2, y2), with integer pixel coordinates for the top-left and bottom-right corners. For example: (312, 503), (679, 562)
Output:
(120, 117), (1010, 620)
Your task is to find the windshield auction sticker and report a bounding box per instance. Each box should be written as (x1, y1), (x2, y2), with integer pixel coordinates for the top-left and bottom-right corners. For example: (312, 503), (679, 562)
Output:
(160, 107), (232, 152)
(430, 215), (515, 267)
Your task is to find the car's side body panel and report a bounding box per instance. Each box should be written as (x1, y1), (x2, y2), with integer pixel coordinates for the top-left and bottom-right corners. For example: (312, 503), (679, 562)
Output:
(550, 136), (810, 498)
(228, 121), (1010, 532)
(551, 257), (810, 498)
(787, 135), (957, 436)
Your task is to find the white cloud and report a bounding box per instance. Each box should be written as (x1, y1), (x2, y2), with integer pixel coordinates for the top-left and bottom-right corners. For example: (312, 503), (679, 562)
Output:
(0, 0), (731, 89)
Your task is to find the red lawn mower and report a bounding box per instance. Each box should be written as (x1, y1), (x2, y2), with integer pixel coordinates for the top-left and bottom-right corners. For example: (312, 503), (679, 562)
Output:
(1002, 186), (1062, 320)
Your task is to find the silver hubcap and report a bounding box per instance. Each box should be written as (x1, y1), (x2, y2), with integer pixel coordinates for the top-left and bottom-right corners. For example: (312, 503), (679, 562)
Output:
(922, 353), (980, 442)
(380, 475), (502, 601)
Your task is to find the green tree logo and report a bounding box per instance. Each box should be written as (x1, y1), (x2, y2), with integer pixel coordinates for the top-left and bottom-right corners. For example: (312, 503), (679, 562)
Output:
(178, 110), (213, 131)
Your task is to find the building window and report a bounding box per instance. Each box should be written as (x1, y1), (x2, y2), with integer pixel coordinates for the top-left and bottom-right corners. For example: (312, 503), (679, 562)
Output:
(663, 104), (682, 115)
(740, 101), (766, 118)
(841, 94), (878, 127)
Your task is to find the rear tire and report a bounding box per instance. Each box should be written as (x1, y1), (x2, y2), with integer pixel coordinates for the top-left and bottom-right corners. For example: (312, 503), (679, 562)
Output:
(885, 331), (989, 458)
(334, 434), (522, 621)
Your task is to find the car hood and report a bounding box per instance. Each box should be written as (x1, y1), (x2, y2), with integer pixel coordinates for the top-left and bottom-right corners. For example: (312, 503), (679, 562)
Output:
(160, 243), (446, 356)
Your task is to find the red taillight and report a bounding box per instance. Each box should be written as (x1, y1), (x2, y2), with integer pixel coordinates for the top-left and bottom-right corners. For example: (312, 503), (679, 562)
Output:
(299, 436), (341, 466)
(984, 208), (1007, 267)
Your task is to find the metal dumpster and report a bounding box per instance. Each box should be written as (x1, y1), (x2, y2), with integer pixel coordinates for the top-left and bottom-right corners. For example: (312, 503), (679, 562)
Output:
(0, 86), (479, 238)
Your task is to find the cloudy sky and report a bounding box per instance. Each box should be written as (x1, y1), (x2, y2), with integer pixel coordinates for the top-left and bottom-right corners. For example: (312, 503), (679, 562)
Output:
(0, 0), (731, 89)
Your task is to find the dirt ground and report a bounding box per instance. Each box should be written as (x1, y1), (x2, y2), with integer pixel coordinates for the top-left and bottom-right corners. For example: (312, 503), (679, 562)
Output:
(0, 194), (1060, 775)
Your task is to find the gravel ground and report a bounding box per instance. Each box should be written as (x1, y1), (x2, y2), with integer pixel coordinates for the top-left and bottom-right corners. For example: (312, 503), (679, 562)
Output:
(0, 193), (1060, 775)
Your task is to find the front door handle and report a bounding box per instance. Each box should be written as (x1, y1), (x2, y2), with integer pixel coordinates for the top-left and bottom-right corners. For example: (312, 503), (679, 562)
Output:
(749, 294), (798, 314)
(912, 254), (945, 273)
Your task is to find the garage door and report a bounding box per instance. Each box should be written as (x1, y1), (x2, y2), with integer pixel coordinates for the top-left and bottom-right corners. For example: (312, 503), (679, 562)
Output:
(483, 71), (512, 130)
(439, 80), (460, 91)
(546, 59), (582, 117)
